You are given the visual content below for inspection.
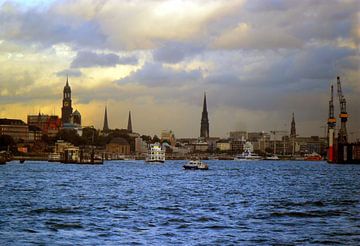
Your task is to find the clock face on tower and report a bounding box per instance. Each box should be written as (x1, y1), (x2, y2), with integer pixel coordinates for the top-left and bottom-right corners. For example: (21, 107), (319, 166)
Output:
(64, 101), (69, 107)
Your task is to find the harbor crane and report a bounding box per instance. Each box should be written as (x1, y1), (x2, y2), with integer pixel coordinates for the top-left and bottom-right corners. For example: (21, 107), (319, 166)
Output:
(327, 85), (336, 162)
(336, 76), (348, 144)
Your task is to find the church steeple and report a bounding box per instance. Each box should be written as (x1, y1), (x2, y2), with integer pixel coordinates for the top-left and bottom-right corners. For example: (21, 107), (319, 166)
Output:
(61, 76), (73, 124)
(200, 92), (209, 139)
(103, 106), (109, 132)
(127, 111), (132, 133)
(290, 112), (296, 138)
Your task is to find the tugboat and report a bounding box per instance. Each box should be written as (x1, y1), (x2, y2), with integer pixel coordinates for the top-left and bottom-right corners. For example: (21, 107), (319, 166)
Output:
(183, 160), (209, 170)
(145, 143), (165, 163)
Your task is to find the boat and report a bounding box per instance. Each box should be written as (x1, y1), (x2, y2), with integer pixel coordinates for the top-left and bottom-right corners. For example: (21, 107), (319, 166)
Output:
(145, 143), (165, 163)
(304, 152), (323, 161)
(234, 141), (263, 161)
(183, 160), (209, 170)
(264, 155), (280, 160)
(234, 150), (263, 161)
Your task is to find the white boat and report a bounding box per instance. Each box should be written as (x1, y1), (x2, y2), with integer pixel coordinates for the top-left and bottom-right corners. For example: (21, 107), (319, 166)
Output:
(265, 155), (280, 160)
(183, 160), (209, 170)
(234, 141), (262, 161)
(234, 150), (263, 161)
(145, 143), (165, 163)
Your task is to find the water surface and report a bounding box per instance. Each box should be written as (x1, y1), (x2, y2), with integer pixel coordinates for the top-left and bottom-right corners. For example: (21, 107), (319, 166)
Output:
(1, 160), (359, 245)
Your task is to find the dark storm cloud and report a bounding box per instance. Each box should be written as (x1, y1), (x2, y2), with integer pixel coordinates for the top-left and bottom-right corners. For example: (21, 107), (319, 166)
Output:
(118, 62), (203, 86)
(56, 69), (82, 77)
(71, 51), (138, 68)
(153, 41), (205, 64)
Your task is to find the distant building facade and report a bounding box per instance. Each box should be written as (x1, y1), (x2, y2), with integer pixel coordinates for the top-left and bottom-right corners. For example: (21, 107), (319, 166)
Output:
(135, 137), (147, 154)
(229, 131), (247, 140)
(216, 139), (231, 152)
(106, 137), (131, 155)
(0, 118), (29, 141)
(27, 114), (61, 137)
(28, 125), (42, 142)
(161, 130), (176, 146)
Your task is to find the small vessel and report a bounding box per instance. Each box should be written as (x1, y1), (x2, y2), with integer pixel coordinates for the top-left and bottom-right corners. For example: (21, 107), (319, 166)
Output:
(265, 155), (280, 160)
(183, 160), (209, 170)
(234, 141), (263, 161)
(145, 143), (165, 163)
(234, 150), (263, 161)
(304, 152), (323, 161)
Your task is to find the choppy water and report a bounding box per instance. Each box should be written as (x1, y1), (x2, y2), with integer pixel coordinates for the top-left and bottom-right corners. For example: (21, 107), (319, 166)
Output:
(1, 160), (360, 245)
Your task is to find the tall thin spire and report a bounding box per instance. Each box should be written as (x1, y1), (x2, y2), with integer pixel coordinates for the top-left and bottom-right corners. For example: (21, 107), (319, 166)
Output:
(103, 106), (109, 132)
(290, 112), (296, 138)
(202, 92), (207, 113)
(200, 92), (209, 139)
(127, 111), (132, 133)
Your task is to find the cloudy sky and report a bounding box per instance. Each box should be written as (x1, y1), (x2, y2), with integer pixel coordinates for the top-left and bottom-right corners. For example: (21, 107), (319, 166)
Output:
(0, 0), (359, 139)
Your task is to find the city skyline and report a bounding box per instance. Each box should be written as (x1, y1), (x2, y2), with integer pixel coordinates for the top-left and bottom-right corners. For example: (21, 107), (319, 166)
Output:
(0, 0), (359, 138)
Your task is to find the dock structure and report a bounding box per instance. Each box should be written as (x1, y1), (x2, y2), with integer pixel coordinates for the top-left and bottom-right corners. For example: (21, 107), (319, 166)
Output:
(327, 77), (360, 164)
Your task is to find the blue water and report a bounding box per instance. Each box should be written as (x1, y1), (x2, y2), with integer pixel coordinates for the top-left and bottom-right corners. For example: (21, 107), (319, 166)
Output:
(1, 160), (360, 245)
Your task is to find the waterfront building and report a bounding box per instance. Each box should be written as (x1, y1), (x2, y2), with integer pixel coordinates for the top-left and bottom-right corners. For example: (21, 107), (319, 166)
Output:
(0, 118), (29, 141)
(216, 139), (231, 152)
(200, 93), (209, 139)
(161, 130), (176, 146)
(27, 114), (61, 137)
(28, 125), (42, 142)
(230, 139), (245, 153)
(194, 141), (209, 152)
(127, 111), (132, 133)
(106, 137), (131, 155)
(296, 136), (326, 155)
(103, 106), (110, 132)
(135, 137), (148, 154)
(229, 131), (247, 140)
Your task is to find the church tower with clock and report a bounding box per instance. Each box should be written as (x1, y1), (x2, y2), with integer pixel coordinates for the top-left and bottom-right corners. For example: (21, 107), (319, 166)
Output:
(61, 76), (73, 124)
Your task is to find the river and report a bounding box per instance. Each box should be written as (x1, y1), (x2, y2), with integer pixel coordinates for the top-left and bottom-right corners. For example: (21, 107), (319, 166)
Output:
(0, 160), (359, 245)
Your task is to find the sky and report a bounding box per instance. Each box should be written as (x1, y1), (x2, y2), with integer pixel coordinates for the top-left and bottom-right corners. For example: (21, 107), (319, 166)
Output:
(0, 0), (359, 139)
